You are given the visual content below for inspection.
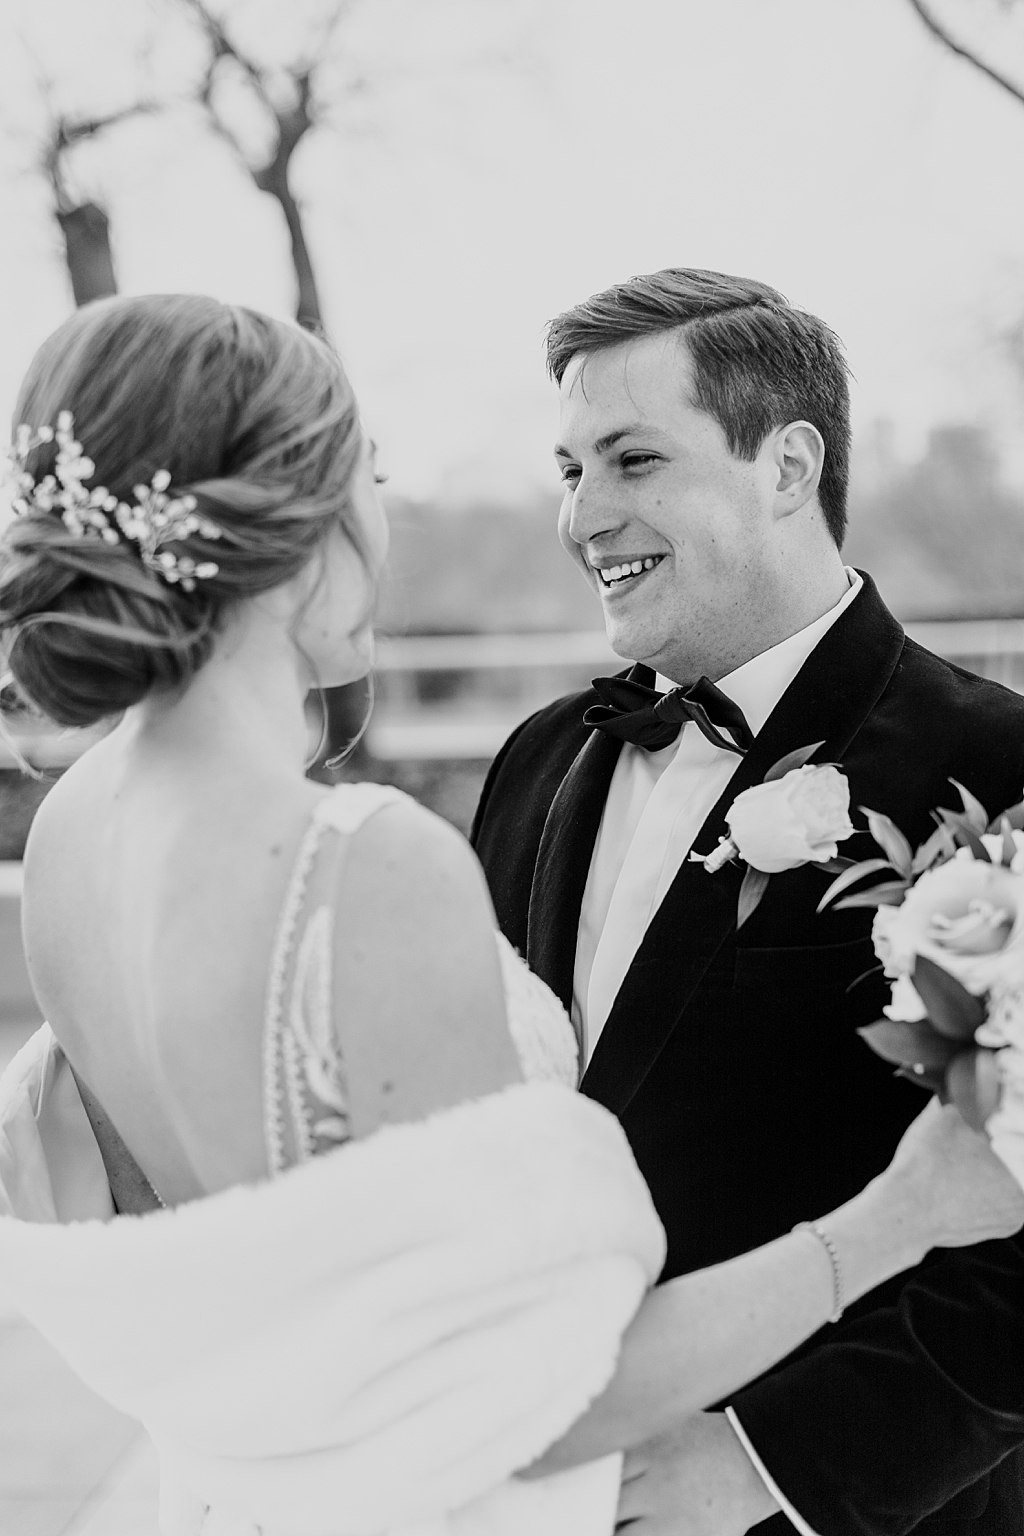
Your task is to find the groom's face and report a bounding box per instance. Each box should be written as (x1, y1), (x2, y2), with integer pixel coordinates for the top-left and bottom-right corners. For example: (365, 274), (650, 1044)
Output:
(554, 331), (782, 683)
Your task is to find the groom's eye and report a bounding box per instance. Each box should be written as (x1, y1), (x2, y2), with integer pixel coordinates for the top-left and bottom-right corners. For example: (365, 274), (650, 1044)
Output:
(620, 453), (660, 473)
(559, 463), (581, 485)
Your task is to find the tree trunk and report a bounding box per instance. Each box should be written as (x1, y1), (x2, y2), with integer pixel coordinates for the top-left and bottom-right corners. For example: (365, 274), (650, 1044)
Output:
(275, 186), (322, 330)
(255, 164), (323, 331)
(56, 202), (118, 305)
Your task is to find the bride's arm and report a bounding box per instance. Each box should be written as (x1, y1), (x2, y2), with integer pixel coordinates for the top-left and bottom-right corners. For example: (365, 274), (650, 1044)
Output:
(528, 1171), (918, 1471)
(529, 1099), (1024, 1473)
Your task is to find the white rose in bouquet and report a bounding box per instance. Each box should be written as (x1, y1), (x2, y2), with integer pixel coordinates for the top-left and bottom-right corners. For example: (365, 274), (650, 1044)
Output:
(725, 765), (854, 875)
(872, 857), (1024, 1022)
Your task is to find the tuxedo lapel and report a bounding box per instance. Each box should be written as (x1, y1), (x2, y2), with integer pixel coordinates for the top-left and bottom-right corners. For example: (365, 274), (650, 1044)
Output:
(581, 573), (907, 1114)
(526, 724), (622, 1015)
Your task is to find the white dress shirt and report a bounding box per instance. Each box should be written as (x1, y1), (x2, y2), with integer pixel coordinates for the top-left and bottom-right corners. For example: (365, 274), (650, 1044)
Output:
(571, 569), (864, 1536)
(573, 569), (862, 1061)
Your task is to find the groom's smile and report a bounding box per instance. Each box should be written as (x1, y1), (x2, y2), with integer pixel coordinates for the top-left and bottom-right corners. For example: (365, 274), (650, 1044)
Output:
(592, 554), (666, 590)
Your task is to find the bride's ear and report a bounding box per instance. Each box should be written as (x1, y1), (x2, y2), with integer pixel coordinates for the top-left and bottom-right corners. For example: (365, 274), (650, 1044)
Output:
(771, 422), (824, 520)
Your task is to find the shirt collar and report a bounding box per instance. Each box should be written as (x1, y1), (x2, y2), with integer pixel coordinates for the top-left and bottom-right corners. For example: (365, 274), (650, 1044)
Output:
(655, 567), (863, 739)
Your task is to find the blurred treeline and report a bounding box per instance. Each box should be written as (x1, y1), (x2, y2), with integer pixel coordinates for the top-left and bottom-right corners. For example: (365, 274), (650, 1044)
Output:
(843, 423), (1024, 619)
(377, 420), (1024, 635)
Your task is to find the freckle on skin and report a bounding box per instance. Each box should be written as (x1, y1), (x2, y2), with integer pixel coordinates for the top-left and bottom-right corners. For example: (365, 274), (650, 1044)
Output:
(381, 1080), (394, 1095)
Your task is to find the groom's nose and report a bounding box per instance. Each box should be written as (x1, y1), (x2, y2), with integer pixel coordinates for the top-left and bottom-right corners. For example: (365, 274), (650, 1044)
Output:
(564, 479), (622, 548)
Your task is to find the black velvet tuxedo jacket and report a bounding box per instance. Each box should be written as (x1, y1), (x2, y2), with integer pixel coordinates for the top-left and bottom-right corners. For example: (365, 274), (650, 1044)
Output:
(471, 574), (1024, 1536)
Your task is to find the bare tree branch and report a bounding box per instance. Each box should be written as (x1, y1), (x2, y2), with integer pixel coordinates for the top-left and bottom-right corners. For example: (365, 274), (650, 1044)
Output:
(42, 103), (157, 212)
(26, 74), (157, 302)
(176, 0), (340, 328)
(907, 0), (1024, 109)
(179, 0), (275, 112)
(293, 1), (351, 82)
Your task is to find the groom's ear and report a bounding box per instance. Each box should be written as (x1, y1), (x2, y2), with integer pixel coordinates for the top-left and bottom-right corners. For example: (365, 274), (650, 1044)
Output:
(769, 421), (825, 519)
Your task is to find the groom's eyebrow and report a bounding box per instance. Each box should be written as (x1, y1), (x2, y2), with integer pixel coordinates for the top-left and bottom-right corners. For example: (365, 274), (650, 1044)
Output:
(553, 424), (652, 458)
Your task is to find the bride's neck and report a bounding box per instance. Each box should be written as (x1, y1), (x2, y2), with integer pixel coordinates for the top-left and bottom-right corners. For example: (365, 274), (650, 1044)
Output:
(124, 604), (312, 775)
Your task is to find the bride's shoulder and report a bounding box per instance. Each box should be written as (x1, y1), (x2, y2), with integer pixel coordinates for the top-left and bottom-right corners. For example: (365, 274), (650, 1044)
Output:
(325, 781), (496, 940)
(320, 783), (522, 1136)
(311, 779), (412, 834)
(319, 778), (476, 866)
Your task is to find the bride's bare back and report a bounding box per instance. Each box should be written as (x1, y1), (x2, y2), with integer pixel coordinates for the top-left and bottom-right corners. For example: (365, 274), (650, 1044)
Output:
(23, 726), (519, 1206)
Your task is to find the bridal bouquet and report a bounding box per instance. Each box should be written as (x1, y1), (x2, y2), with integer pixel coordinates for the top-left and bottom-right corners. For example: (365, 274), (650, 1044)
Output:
(818, 783), (1024, 1187)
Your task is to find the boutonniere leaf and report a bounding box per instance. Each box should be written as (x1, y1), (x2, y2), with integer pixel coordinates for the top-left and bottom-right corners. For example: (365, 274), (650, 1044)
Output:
(737, 866), (771, 929)
(762, 741), (825, 783)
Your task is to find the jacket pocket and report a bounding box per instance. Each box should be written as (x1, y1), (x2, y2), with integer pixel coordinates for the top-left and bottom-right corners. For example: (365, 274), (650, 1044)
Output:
(733, 935), (879, 992)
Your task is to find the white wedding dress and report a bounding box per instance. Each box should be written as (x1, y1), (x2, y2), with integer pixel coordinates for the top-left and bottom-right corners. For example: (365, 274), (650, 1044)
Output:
(0, 783), (666, 1536)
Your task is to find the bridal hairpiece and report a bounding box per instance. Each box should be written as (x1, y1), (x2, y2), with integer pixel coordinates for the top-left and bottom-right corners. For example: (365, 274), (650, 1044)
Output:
(2, 412), (223, 593)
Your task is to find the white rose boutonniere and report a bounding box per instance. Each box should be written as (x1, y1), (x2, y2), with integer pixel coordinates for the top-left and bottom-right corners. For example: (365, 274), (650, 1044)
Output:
(818, 781), (1024, 1191)
(726, 764), (854, 872)
(692, 743), (855, 927)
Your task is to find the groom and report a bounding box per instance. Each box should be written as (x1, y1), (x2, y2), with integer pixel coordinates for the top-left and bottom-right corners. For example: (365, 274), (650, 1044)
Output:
(471, 269), (1024, 1535)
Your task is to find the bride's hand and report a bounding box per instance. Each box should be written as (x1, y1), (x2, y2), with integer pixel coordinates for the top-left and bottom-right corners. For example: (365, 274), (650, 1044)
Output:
(883, 1096), (1024, 1250)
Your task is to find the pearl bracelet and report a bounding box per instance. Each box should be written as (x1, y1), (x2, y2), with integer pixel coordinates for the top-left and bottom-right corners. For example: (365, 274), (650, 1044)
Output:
(792, 1220), (845, 1323)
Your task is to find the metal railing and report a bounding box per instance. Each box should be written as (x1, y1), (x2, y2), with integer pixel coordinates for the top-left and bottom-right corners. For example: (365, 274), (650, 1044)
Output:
(367, 620), (1024, 760)
(3, 620), (1024, 767)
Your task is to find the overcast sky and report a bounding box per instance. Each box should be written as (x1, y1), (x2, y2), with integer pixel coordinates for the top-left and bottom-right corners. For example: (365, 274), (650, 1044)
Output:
(2, 0), (1024, 502)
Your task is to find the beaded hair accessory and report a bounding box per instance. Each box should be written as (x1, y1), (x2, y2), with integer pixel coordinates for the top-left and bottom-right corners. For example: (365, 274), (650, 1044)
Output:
(2, 411), (223, 593)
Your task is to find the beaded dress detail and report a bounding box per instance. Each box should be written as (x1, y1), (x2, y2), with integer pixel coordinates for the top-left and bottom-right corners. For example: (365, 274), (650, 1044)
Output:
(262, 783), (579, 1175)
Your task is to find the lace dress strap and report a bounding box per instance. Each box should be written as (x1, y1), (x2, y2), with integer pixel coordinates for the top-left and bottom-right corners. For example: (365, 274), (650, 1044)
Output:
(262, 783), (410, 1175)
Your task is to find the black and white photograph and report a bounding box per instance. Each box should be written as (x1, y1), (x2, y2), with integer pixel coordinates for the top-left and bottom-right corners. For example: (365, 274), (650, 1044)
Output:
(2, 2), (1024, 1533)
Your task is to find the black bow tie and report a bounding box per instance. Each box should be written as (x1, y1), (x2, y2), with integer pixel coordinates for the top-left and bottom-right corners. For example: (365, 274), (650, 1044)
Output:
(584, 671), (754, 755)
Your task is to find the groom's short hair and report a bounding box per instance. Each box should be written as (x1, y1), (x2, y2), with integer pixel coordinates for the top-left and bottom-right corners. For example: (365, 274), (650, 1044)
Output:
(546, 268), (851, 547)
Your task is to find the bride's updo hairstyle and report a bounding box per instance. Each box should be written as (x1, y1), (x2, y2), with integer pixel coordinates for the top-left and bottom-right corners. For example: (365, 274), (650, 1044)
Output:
(0, 294), (363, 727)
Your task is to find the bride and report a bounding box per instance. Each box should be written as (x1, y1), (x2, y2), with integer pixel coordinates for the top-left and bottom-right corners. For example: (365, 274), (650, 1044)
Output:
(0, 293), (1020, 1536)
